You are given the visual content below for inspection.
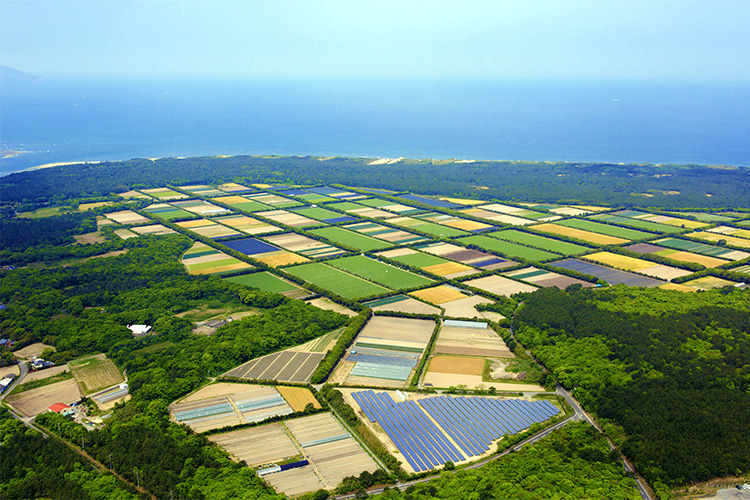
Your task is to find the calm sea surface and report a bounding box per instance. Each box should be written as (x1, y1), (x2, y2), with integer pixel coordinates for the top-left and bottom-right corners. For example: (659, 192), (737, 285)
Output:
(2, 78), (749, 176)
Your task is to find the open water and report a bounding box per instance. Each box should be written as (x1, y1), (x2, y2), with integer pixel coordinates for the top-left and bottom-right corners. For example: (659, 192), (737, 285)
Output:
(1, 77), (749, 176)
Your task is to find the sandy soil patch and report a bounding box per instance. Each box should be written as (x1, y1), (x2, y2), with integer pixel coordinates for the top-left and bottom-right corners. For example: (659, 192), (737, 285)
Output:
(20, 364), (70, 384)
(305, 297), (358, 317)
(0, 365), (20, 378)
(73, 232), (106, 244)
(13, 343), (54, 359)
(428, 355), (485, 375)
(464, 275), (538, 297)
(277, 386), (321, 412)
(7, 378), (82, 417)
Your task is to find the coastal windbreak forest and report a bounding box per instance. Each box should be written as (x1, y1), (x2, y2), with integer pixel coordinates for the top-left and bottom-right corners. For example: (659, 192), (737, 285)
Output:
(1, 156), (749, 500)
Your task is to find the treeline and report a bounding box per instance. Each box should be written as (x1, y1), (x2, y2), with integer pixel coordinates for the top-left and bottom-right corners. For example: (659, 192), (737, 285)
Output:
(0, 211), (97, 251)
(2, 155), (749, 208)
(514, 285), (750, 492)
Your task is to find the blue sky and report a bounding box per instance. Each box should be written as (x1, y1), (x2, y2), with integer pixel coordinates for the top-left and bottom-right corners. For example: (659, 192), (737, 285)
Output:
(2, 0), (748, 81)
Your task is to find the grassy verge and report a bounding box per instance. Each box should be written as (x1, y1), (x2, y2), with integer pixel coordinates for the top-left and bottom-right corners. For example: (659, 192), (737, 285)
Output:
(10, 371), (73, 395)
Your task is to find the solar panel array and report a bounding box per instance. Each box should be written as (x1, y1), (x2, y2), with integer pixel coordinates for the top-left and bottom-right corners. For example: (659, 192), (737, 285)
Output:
(352, 390), (560, 472)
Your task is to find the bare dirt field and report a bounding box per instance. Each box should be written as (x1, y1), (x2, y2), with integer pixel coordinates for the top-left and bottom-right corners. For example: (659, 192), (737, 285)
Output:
(367, 295), (441, 315)
(422, 372), (544, 391)
(69, 354), (124, 394)
(208, 422), (299, 465)
(305, 297), (358, 317)
(21, 365), (70, 384)
(427, 355), (485, 375)
(73, 232), (106, 244)
(464, 275), (538, 297)
(329, 360), (355, 385)
(181, 382), (274, 403)
(0, 365), (20, 378)
(13, 343), (54, 359)
(441, 295), (494, 318)
(358, 316), (435, 343)
(7, 378), (82, 417)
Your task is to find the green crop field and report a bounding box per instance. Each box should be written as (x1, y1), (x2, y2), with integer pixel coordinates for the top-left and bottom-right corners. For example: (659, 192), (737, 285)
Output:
(144, 206), (192, 220)
(327, 255), (435, 289)
(357, 198), (390, 207)
(285, 262), (390, 299)
(309, 226), (393, 251)
(386, 252), (447, 268)
(488, 229), (589, 255)
(457, 235), (561, 262)
(390, 218), (468, 238)
(589, 214), (682, 233)
(292, 207), (342, 221)
(225, 271), (299, 293)
(555, 218), (654, 240)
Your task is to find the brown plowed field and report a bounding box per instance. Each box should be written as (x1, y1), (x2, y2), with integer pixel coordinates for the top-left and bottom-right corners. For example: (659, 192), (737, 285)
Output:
(428, 355), (484, 375)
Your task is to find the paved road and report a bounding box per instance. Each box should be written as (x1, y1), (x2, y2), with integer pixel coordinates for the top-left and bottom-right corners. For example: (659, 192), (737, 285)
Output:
(0, 360), (27, 403)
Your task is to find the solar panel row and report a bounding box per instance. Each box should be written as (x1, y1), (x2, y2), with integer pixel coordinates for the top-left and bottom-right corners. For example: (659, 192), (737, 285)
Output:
(352, 391), (560, 472)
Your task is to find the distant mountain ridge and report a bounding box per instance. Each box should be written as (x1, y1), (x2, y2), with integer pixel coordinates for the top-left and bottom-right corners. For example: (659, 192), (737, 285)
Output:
(1, 65), (41, 81)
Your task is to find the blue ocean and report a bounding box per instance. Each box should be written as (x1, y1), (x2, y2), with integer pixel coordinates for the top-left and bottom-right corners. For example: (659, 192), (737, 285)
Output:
(2, 77), (749, 176)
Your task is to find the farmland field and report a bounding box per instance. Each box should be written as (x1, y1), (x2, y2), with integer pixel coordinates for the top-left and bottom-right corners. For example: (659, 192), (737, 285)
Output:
(6, 378), (83, 417)
(674, 276), (739, 291)
(105, 210), (151, 225)
(244, 192), (302, 208)
(262, 233), (346, 259)
(459, 207), (536, 226)
(554, 218), (654, 240)
(457, 235), (560, 262)
(225, 349), (326, 384)
(707, 226), (750, 240)
(276, 386), (321, 412)
(327, 255), (434, 289)
(625, 243), (729, 268)
(329, 201), (396, 218)
(131, 224), (176, 236)
(309, 226), (394, 251)
(488, 229), (590, 255)
(344, 222), (428, 245)
(363, 294), (442, 315)
(589, 213), (683, 233)
(501, 267), (595, 288)
(69, 354), (124, 394)
(463, 275), (538, 297)
(212, 214), (283, 235)
(225, 271), (309, 298)
(176, 218), (243, 239)
(376, 248), (478, 279)
(416, 241), (518, 270)
(410, 285), (494, 318)
(550, 258), (664, 287)
(584, 251), (691, 281)
(285, 262), (390, 299)
(143, 203), (193, 221)
(171, 199), (230, 216)
(531, 223), (629, 245)
(652, 237), (750, 260)
(257, 209), (321, 228)
(213, 195), (272, 212)
(140, 187), (188, 200)
(417, 212), (494, 232)
(182, 241), (253, 274)
(178, 184), (224, 197)
(387, 216), (469, 238)
(684, 231), (750, 249)
(292, 206), (356, 223)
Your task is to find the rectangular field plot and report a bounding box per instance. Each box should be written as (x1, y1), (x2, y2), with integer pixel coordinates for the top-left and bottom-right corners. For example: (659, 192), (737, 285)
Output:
(550, 258), (664, 287)
(328, 201), (397, 219)
(212, 214), (283, 235)
(732, 265), (750, 275)
(652, 237), (750, 260)
(554, 218), (654, 240)
(684, 231), (750, 249)
(225, 350), (326, 384)
(292, 207), (357, 224)
(276, 386), (322, 413)
(140, 187), (188, 200)
(463, 275), (538, 297)
(262, 233), (346, 259)
(358, 198), (425, 216)
(432, 320), (512, 358)
(584, 251), (691, 281)
(409, 285), (494, 319)
(397, 194), (462, 209)
(625, 243), (729, 268)
(170, 384), (293, 432)
(458, 207), (536, 226)
(611, 210), (709, 230)
(362, 295), (442, 315)
(416, 212), (494, 232)
(668, 211), (737, 223)
(176, 218), (243, 239)
(222, 237), (310, 267)
(276, 188), (338, 204)
(340, 316), (435, 387)
(178, 184), (224, 197)
(671, 276), (739, 291)
(143, 203), (193, 221)
(345, 222), (429, 245)
(474, 203), (561, 222)
(182, 241), (253, 275)
(104, 210), (151, 225)
(375, 248), (479, 279)
(351, 391), (559, 472)
(257, 209), (322, 228)
(245, 192), (302, 209)
(488, 229), (590, 255)
(69, 354), (124, 395)
(456, 235), (560, 262)
(208, 422), (299, 466)
(589, 213), (683, 233)
(307, 186), (365, 201)
(416, 241), (518, 270)
(387, 216), (469, 238)
(113, 229), (138, 239)
(309, 226), (393, 252)
(213, 195), (272, 212)
(707, 225), (750, 240)
(131, 224), (176, 236)
(531, 223), (629, 245)
(501, 267), (595, 289)
(286, 262), (390, 299)
(328, 255), (434, 289)
(217, 182), (254, 194)
(225, 272), (310, 298)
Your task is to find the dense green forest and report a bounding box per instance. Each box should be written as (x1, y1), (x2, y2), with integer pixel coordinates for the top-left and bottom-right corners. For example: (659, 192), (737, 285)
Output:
(2, 155), (749, 208)
(368, 422), (640, 500)
(514, 285), (750, 493)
